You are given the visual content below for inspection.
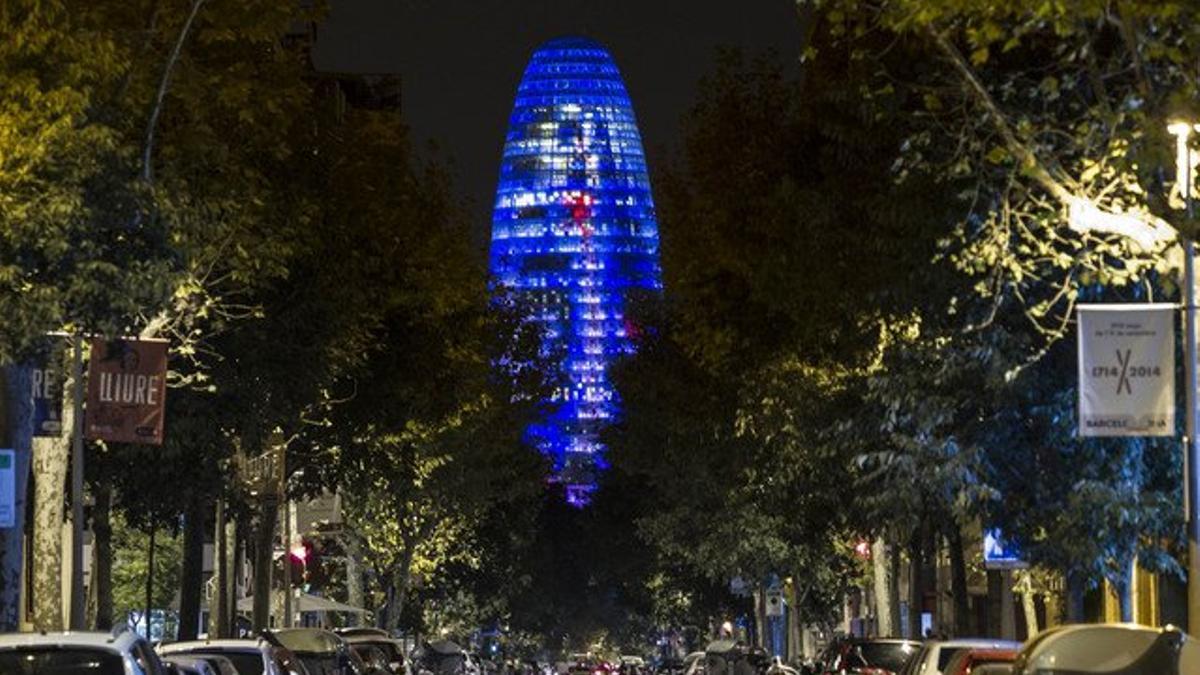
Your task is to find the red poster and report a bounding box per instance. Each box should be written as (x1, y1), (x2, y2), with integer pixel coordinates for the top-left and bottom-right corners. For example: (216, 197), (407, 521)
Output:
(85, 338), (168, 445)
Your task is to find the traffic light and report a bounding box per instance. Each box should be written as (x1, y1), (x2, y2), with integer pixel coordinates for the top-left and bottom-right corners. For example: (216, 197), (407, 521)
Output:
(287, 539), (313, 588)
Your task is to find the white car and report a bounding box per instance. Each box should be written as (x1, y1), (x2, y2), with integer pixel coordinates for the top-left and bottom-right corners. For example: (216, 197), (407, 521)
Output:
(0, 628), (169, 675)
(159, 637), (309, 675)
(899, 638), (1020, 675)
(1014, 623), (1198, 674)
(680, 651), (705, 675)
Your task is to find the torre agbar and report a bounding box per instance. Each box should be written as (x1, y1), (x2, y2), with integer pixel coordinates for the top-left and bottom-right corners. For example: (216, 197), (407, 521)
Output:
(489, 36), (663, 505)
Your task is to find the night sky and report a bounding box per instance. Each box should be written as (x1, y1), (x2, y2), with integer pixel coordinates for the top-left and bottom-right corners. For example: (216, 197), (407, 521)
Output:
(313, 1), (801, 247)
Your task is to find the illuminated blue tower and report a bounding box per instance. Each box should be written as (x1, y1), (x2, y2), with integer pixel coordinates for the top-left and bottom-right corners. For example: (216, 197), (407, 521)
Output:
(489, 36), (662, 505)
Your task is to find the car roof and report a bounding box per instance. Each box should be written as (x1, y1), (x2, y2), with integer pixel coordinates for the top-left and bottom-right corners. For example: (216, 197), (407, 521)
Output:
(272, 628), (346, 654)
(1017, 624), (1177, 672)
(160, 638), (269, 653)
(340, 633), (400, 645)
(337, 628), (390, 636)
(0, 630), (140, 651)
(929, 639), (1021, 650)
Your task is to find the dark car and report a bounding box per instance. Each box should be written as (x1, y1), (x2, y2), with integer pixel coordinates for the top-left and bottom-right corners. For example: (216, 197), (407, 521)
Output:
(269, 628), (370, 675)
(813, 638), (920, 675)
(336, 628), (409, 675)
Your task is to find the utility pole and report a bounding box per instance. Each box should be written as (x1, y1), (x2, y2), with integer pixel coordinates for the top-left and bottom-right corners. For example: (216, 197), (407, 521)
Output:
(1169, 120), (1200, 635)
(69, 337), (85, 629)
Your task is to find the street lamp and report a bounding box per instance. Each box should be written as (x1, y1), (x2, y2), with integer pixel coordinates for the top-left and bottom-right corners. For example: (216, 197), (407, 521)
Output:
(1166, 120), (1200, 634)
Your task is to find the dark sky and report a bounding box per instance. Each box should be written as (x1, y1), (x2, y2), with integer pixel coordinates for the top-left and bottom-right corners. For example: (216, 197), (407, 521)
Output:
(313, 0), (802, 246)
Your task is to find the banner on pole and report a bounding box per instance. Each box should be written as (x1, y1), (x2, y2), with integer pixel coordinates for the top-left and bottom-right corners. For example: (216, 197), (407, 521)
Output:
(85, 337), (168, 445)
(1077, 304), (1175, 437)
(31, 339), (64, 438)
(0, 450), (14, 528)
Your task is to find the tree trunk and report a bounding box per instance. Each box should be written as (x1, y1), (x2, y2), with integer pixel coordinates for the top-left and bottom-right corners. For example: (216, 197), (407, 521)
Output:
(947, 527), (970, 637)
(0, 366), (34, 632)
(754, 586), (768, 647)
(1065, 571), (1086, 623)
(89, 481), (114, 629)
(345, 532), (363, 627)
(887, 540), (901, 636)
(986, 570), (1002, 637)
(31, 390), (71, 631)
(907, 531), (924, 639)
(385, 542), (416, 632)
(252, 497), (278, 631)
(786, 581), (803, 661)
(145, 526), (156, 638)
(210, 498), (225, 638)
(872, 539), (896, 636)
(1115, 565), (1134, 623)
(227, 517), (239, 634)
(177, 498), (206, 640)
(1019, 571), (1039, 638)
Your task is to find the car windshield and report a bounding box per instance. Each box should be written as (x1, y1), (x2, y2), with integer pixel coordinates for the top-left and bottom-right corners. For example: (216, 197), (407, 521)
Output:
(858, 643), (915, 672)
(187, 650), (265, 675)
(297, 654), (341, 675)
(356, 642), (400, 663)
(0, 647), (125, 675)
(936, 648), (965, 671)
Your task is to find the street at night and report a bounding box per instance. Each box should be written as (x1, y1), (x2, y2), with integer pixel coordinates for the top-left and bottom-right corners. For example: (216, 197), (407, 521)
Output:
(2, 1), (1200, 674)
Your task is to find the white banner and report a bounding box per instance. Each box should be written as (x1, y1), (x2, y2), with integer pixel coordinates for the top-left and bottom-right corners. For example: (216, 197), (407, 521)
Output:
(1078, 304), (1176, 437)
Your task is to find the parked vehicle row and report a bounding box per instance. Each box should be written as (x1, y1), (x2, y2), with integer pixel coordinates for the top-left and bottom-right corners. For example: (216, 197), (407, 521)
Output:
(799, 623), (1198, 675)
(0, 623), (1194, 675)
(0, 625), (417, 675)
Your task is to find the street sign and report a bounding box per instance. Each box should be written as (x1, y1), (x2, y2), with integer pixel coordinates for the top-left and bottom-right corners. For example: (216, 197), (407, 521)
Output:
(983, 528), (1027, 570)
(0, 450), (14, 528)
(765, 588), (784, 617)
(1077, 304), (1175, 437)
(85, 337), (168, 445)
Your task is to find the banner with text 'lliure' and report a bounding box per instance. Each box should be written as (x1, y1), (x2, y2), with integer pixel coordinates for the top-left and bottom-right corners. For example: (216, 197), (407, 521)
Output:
(85, 337), (168, 445)
(1078, 304), (1175, 437)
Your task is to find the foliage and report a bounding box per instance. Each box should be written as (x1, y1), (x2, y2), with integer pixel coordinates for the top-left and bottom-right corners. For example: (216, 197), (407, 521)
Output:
(809, 0), (1200, 346)
(110, 512), (183, 628)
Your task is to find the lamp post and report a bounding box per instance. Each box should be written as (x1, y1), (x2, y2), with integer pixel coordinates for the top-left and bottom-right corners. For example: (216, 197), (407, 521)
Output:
(1168, 120), (1200, 634)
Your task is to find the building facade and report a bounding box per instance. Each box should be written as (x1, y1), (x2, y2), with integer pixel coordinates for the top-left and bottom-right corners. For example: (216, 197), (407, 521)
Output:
(489, 36), (662, 504)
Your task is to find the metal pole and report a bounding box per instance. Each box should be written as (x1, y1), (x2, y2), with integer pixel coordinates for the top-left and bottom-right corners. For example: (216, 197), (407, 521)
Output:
(69, 337), (85, 630)
(1185, 139), (1200, 636)
(145, 526), (155, 639)
(283, 496), (292, 628)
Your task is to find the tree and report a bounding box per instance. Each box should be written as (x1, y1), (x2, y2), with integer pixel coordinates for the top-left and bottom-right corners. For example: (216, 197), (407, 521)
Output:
(803, 0), (1195, 624)
(808, 0), (1200, 348)
(604, 43), (961, 644)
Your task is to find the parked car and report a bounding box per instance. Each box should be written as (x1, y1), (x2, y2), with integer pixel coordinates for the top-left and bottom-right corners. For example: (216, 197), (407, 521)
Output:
(680, 651), (706, 675)
(619, 656), (647, 675)
(1013, 623), (1198, 674)
(0, 628), (170, 675)
(268, 628), (369, 675)
(812, 638), (920, 675)
(336, 628), (409, 675)
(159, 637), (309, 675)
(163, 654), (226, 675)
(939, 648), (1016, 675)
(415, 639), (468, 675)
(897, 639), (1019, 675)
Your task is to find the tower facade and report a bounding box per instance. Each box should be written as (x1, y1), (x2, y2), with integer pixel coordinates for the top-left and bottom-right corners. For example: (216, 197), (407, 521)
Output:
(489, 36), (662, 504)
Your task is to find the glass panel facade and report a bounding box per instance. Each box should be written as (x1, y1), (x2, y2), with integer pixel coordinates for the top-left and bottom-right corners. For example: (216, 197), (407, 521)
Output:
(489, 36), (663, 504)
